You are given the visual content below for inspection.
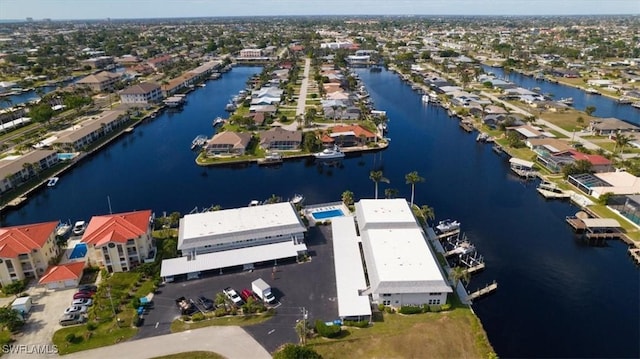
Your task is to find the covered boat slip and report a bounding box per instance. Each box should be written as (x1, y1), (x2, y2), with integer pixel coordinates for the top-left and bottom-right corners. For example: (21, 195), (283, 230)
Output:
(331, 217), (372, 322)
(509, 157), (537, 178)
(160, 241), (307, 280)
(565, 216), (622, 240)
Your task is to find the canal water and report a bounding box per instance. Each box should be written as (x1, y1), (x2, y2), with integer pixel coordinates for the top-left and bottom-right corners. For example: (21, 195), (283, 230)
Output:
(482, 65), (640, 124)
(1, 66), (638, 358)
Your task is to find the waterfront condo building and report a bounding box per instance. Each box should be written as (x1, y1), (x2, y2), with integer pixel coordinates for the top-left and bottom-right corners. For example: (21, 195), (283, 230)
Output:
(0, 221), (61, 287)
(81, 210), (155, 273)
(0, 150), (59, 194)
(119, 82), (163, 104)
(355, 199), (452, 308)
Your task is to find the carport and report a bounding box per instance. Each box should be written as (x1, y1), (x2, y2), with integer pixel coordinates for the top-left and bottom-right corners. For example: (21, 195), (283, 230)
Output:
(160, 241), (307, 281)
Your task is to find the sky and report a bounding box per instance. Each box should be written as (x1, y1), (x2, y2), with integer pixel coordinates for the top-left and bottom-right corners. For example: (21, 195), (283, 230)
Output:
(0, 0), (638, 20)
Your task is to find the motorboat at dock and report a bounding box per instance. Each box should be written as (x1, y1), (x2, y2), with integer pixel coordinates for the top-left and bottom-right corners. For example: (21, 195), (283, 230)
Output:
(436, 219), (461, 234)
(314, 145), (345, 160)
(257, 152), (283, 166)
(191, 135), (208, 150)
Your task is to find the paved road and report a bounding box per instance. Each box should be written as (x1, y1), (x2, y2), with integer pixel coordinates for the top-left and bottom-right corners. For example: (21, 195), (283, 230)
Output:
(291, 58), (311, 121)
(62, 326), (270, 359)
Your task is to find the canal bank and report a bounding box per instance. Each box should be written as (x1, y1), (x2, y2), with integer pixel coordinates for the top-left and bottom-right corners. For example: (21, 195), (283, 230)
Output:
(0, 66), (638, 358)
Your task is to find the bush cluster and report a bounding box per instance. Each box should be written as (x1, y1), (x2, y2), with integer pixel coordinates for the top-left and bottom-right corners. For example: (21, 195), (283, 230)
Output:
(398, 306), (423, 315)
(342, 320), (369, 328)
(315, 320), (341, 338)
(191, 312), (205, 322)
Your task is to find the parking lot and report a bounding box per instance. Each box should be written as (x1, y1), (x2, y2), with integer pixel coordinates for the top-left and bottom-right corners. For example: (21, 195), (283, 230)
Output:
(6, 287), (78, 359)
(137, 225), (339, 353)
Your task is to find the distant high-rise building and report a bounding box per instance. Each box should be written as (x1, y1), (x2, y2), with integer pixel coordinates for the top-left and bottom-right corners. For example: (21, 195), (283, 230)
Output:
(26, 17), (33, 22)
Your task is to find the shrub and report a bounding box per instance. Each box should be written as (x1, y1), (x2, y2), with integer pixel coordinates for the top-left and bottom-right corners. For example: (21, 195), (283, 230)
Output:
(343, 320), (369, 328)
(64, 333), (82, 344)
(86, 322), (97, 331)
(191, 312), (205, 322)
(441, 303), (451, 311)
(384, 306), (395, 314)
(421, 304), (431, 312)
(130, 298), (141, 309)
(214, 308), (227, 317)
(377, 303), (385, 312)
(430, 305), (442, 313)
(398, 306), (422, 315)
(315, 320), (341, 338)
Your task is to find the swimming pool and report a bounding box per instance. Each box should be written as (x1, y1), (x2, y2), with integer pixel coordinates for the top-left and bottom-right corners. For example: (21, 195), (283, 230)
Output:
(58, 153), (76, 161)
(311, 209), (344, 220)
(69, 243), (87, 259)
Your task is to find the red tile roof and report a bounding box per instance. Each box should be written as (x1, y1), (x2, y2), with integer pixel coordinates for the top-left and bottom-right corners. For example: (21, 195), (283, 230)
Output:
(568, 150), (612, 166)
(0, 221), (58, 258)
(331, 124), (376, 139)
(81, 210), (151, 247)
(38, 262), (85, 284)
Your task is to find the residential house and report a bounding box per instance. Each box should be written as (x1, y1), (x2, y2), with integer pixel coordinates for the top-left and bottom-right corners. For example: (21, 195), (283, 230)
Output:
(328, 124), (376, 147)
(0, 150), (59, 194)
(589, 118), (640, 136)
(537, 149), (612, 174)
(120, 82), (163, 104)
(81, 210), (155, 273)
(53, 110), (129, 151)
(507, 125), (547, 140)
(259, 127), (302, 150)
(81, 56), (114, 69)
(76, 71), (121, 92)
(205, 131), (252, 156)
(0, 221), (61, 286)
(240, 49), (263, 58)
(147, 54), (173, 71)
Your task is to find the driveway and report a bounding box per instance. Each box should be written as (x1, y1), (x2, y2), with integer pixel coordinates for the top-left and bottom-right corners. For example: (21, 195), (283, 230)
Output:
(63, 326), (270, 359)
(137, 225), (338, 353)
(5, 287), (78, 359)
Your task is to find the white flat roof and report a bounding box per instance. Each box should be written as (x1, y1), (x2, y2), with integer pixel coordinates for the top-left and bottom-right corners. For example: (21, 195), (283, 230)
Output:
(515, 128), (540, 138)
(580, 218), (621, 228)
(355, 199), (417, 230)
(331, 217), (372, 319)
(509, 157), (535, 168)
(178, 202), (306, 250)
(160, 241), (307, 277)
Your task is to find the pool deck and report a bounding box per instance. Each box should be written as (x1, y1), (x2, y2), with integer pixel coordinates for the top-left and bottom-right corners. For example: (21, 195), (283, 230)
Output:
(304, 202), (352, 226)
(60, 238), (88, 265)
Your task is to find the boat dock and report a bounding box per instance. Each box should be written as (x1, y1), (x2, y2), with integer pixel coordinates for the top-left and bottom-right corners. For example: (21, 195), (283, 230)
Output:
(6, 196), (27, 207)
(464, 262), (486, 275)
(436, 228), (460, 240)
(459, 121), (474, 133)
(537, 188), (570, 199)
(628, 247), (640, 265)
(468, 281), (498, 301)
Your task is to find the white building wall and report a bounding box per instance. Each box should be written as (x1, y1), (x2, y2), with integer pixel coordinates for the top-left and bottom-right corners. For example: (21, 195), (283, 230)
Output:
(376, 292), (448, 307)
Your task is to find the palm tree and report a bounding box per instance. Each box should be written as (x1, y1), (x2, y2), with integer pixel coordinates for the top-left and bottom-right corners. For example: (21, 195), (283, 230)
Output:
(369, 170), (389, 199)
(384, 188), (399, 199)
(405, 171), (425, 208)
(341, 190), (354, 206)
(451, 266), (470, 289)
(420, 205), (435, 225)
(614, 133), (631, 156)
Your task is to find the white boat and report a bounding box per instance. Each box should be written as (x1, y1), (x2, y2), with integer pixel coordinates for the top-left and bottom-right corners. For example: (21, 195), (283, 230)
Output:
(248, 200), (261, 207)
(421, 94), (430, 103)
(257, 152), (283, 166)
(314, 145), (345, 160)
(632, 102), (640, 109)
(290, 194), (304, 205)
(56, 221), (72, 237)
(558, 97), (573, 105)
(191, 135), (208, 150)
(72, 221), (87, 236)
(436, 219), (461, 233)
(225, 103), (237, 112)
(47, 177), (59, 187)
(586, 88), (600, 95)
(212, 117), (226, 127)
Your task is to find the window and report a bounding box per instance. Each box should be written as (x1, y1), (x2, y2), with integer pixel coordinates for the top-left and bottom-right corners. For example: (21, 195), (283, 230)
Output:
(382, 293), (391, 297)
(383, 300), (391, 305)
(429, 292), (441, 296)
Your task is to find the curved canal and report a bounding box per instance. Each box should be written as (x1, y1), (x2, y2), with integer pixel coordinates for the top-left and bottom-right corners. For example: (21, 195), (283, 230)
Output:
(2, 66), (638, 358)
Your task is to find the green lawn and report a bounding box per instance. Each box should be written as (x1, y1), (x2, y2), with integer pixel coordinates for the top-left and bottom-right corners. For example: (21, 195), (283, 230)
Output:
(151, 352), (225, 359)
(170, 313), (273, 333)
(52, 272), (158, 355)
(309, 308), (495, 359)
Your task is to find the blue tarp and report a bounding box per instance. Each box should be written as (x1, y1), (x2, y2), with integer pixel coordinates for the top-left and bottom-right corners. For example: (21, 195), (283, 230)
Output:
(137, 307), (144, 315)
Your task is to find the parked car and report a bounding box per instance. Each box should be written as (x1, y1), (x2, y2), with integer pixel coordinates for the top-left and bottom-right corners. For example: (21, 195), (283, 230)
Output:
(223, 287), (244, 306)
(240, 289), (258, 302)
(59, 313), (85, 326)
(71, 298), (93, 307)
(73, 292), (93, 300)
(78, 284), (98, 292)
(197, 296), (214, 311)
(175, 296), (198, 315)
(64, 305), (88, 314)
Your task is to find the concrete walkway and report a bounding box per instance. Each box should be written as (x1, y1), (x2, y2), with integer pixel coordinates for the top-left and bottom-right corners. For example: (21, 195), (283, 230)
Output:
(59, 326), (271, 359)
(480, 91), (604, 152)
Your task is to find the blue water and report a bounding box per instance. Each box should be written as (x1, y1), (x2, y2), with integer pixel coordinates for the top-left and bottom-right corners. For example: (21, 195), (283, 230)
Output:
(0, 66), (638, 358)
(69, 243), (87, 259)
(311, 209), (344, 220)
(482, 65), (640, 124)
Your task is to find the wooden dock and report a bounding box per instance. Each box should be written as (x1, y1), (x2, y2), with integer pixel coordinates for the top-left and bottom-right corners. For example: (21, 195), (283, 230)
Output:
(565, 216), (587, 231)
(436, 228), (460, 240)
(6, 196), (27, 207)
(468, 281), (498, 301)
(537, 188), (570, 199)
(628, 248), (640, 265)
(459, 121), (474, 133)
(464, 262), (485, 275)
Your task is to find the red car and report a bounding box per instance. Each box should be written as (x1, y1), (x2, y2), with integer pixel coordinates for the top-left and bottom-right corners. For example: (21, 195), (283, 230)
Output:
(240, 289), (258, 302)
(73, 292), (93, 300)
